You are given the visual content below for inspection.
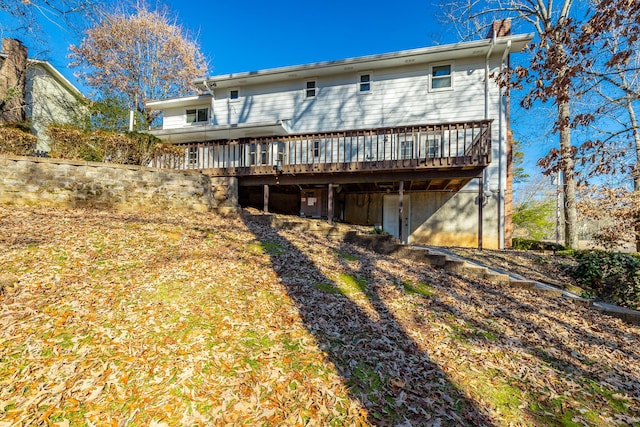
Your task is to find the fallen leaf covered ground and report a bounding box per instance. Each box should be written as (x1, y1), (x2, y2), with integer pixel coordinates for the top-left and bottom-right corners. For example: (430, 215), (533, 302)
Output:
(1, 205), (639, 426)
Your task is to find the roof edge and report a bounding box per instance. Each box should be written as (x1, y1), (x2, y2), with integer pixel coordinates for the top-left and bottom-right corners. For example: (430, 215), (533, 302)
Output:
(0, 54), (85, 100)
(193, 33), (534, 88)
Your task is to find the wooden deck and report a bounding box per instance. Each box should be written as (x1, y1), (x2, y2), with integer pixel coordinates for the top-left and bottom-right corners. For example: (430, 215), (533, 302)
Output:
(154, 120), (492, 186)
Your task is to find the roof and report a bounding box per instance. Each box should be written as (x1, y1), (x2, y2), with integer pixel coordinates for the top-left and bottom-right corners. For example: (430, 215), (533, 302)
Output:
(193, 33), (533, 91)
(146, 94), (212, 110)
(0, 54), (85, 100)
(148, 120), (291, 143)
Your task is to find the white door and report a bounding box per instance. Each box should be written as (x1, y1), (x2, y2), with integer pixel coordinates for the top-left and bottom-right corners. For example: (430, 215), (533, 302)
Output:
(383, 194), (410, 243)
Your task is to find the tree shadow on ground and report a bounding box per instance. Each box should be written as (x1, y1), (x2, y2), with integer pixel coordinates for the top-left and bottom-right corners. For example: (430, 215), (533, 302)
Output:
(242, 215), (496, 426)
(337, 240), (640, 424)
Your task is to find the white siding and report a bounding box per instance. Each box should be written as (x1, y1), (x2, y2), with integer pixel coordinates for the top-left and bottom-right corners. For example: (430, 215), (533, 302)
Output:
(208, 58), (493, 133)
(26, 64), (85, 151)
(163, 101), (212, 129)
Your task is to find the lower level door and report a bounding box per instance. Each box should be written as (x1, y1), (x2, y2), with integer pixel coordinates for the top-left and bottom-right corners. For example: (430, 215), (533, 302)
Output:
(383, 194), (410, 243)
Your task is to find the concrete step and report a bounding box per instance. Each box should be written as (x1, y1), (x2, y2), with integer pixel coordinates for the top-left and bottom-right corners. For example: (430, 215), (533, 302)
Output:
(509, 279), (537, 290)
(394, 247), (431, 263)
(327, 233), (345, 240)
(484, 271), (511, 283)
(592, 302), (640, 325)
(443, 259), (467, 273)
(425, 253), (447, 267)
(537, 287), (564, 298)
(462, 264), (489, 279)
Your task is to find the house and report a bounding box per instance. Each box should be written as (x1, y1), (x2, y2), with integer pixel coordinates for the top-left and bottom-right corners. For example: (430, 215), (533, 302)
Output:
(0, 38), (85, 152)
(147, 22), (533, 249)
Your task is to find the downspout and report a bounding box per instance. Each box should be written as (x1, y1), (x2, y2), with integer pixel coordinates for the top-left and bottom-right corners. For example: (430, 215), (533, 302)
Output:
(483, 36), (495, 249)
(202, 80), (215, 125)
(498, 40), (511, 249)
(484, 38), (495, 121)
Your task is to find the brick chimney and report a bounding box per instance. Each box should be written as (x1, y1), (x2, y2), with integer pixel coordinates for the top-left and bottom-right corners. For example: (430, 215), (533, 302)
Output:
(0, 38), (28, 124)
(486, 19), (512, 39)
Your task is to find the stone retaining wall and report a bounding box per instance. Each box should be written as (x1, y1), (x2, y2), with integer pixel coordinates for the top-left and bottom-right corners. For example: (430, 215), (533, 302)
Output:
(0, 155), (239, 214)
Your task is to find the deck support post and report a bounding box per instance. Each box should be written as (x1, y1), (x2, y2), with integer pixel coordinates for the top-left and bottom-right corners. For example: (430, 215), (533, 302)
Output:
(263, 184), (269, 213)
(328, 183), (334, 225)
(398, 180), (404, 243)
(478, 175), (483, 250)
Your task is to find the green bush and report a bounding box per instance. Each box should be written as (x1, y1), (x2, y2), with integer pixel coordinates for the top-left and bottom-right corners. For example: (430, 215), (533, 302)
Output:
(48, 124), (103, 161)
(572, 251), (640, 310)
(47, 124), (174, 166)
(513, 199), (555, 240)
(512, 238), (565, 252)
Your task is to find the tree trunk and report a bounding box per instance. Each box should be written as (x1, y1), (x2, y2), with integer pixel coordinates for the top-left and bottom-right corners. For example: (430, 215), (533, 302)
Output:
(627, 93), (640, 252)
(559, 99), (578, 249)
(0, 38), (28, 124)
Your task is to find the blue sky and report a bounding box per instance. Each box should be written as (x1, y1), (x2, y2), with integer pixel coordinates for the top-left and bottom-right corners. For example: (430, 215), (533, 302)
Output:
(162, 0), (458, 77)
(2, 0), (551, 180)
(10, 0), (459, 80)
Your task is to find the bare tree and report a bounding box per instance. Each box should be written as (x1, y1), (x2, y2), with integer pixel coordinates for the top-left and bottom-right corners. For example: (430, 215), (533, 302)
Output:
(445, 0), (635, 248)
(0, 0), (98, 42)
(571, 0), (640, 249)
(69, 2), (208, 128)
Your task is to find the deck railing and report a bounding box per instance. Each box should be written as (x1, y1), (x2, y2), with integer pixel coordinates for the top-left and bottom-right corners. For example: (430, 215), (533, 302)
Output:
(153, 120), (492, 176)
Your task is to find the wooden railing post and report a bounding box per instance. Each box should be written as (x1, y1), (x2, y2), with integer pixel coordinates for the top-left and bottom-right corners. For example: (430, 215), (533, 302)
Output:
(399, 180), (404, 243)
(478, 174), (483, 250)
(328, 183), (334, 225)
(263, 184), (269, 213)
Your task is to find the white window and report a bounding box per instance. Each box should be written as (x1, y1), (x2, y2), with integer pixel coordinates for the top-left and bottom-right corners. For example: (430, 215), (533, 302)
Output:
(260, 143), (268, 165)
(359, 73), (372, 93)
(428, 137), (441, 157)
(187, 147), (198, 167)
(249, 143), (268, 165)
(229, 89), (240, 101)
(249, 143), (257, 165)
(305, 80), (317, 98)
(431, 64), (452, 90)
(400, 137), (413, 159)
(186, 108), (208, 123)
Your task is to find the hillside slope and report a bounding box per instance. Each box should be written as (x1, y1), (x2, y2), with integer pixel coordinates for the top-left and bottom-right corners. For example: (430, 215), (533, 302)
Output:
(1, 206), (639, 426)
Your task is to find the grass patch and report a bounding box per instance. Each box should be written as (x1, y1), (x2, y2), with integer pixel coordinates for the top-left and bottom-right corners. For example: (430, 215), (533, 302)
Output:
(246, 240), (286, 256)
(313, 274), (367, 296)
(146, 280), (190, 305)
(469, 371), (525, 422)
(336, 251), (359, 262)
(336, 273), (367, 295)
(314, 282), (341, 294)
(585, 379), (632, 413)
(401, 281), (434, 297)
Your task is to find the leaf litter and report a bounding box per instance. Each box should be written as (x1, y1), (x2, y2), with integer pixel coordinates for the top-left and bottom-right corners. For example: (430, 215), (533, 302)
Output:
(0, 206), (639, 426)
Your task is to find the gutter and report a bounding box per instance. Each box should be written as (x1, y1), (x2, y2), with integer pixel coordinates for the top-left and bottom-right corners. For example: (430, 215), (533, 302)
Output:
(194, 34), (533, 90)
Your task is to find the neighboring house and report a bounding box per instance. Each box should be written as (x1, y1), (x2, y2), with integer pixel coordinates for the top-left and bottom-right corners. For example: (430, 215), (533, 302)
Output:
(147, 21), (533, 249)
(0, 38), (85, 152)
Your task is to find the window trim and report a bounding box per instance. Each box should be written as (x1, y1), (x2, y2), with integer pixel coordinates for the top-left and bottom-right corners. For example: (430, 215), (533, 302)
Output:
(186, 107), (209, 124)
(187, 146), (198, 167)
(399, 136), (413, 160)
(430, 63), (453, 92)
(305, 79), (318, 99)
(428, 136), (441, 158)
(358, 72), (372, 94)
(229, 88), (240, 102)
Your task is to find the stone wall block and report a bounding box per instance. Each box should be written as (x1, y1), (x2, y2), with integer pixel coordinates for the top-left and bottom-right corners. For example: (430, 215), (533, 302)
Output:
(0, 155), (239, 213)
